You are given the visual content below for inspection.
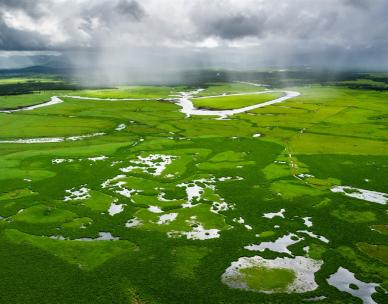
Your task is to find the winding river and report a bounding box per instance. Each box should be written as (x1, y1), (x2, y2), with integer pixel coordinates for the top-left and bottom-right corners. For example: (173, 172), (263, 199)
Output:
(178, 89), (300, 119)
(0, 84), (301, 143)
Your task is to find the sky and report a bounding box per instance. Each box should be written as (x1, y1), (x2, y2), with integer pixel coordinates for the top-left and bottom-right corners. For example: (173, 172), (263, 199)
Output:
(0, 0), (387, 74)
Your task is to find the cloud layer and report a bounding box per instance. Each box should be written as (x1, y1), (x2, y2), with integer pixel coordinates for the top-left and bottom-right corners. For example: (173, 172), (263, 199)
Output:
(0, 0), (387, 70)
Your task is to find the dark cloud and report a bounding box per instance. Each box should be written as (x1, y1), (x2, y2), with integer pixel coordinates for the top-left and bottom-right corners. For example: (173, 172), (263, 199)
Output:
(86, 0), (146, 25)
(0, 0), (48, 18)
(198, 13), (264, 40)
(116, 0), (146, 21)
(0, 0), (34, 10)
(342, 0), (371, 9)
(0, 19), (48, 50)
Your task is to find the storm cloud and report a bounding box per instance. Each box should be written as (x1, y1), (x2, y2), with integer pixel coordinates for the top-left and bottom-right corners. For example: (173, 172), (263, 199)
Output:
(0, 0), (387, 71)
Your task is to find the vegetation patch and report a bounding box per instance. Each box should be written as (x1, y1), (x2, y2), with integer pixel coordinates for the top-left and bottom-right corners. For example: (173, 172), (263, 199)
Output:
(357, 243), (388, 265)
(331, 208), (376, 223)
(3, 229), (137, 270)
(0, 79), (387, 303)
(371, 225), (388, 235)
(239, 266), (296, 292)
(222, 256), (322, 293)
(171, 246), (210, 279)
(193, 92), (283, 110)
(270, 180), (324, 199)
(0, 188), (37, 201)
(13, 205), (77, 224)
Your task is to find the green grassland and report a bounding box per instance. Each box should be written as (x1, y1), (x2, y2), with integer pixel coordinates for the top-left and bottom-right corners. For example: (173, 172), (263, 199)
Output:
(0, 77), (387, 304)
(192, 92), (283, 110)
(70, 86), (184, 99)
(0, 91), (67, 109)
(0, 113), (115, 139)
(0, 76), (63, 84)
(195, 82), (266, 97)
(0, 86), (184, 110)
(240, 266), (296, 292)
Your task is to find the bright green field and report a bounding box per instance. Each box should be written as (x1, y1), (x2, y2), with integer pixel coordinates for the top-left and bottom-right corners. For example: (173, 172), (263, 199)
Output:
(192, 92), (283, 110)
(240, 266), (296, 292)
(0, 91), (68, 109)
(0, 79), (387, 304)
(71, 86), (184, 99)
(0, 86), (183, 110)
(195, 82), (266, 97)
(0, 77), (62, 84)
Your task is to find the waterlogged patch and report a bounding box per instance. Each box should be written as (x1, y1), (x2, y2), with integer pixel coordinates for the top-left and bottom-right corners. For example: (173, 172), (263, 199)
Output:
(66, 133), (106, 141)
(178, 182), (204, 208)
(298, 173), (314, 179)
(158, 192), (179, 202)
(126, 217), (142, 228)
(52, 156), (107, 164)
(108, 202), (124, 216)
(168, 225), (220, 240)
(101, 175), (126, 188)
(210, 201), (231, 214)
(118, 187), (137, 199)
(120, 154), (177, 176)
(168, 217), (220, 240)
(233, 217), (246, 224)
(331, 186), (387, 205)
(74, 232), (119, 241)
(114, 176), (231, 236)
(244, 233), (303, 255)
(157, 213), (178, 225)
(297, 230), (329, 244)
(263, 208), (285, 219)
(232, 217), (253, 230)
(0, 132), (105, 144)
(148, 205), (163, 213)
(101, 175), (138, 199)
(62, 217), (92, 229)
(177, 176), (234, 209)
(0, 137), (64, 144)
(52, 158), (73, 164)
(115, 123), (126, 131)
(327, 267), (379, 304)
(304, 296), (327, 302)
(303, 217), (313, 228)
(87, 156), (108, 162)
(49, 232), (120, 241)
(222, 256), (322, 293)
(64, 185), (91, 201)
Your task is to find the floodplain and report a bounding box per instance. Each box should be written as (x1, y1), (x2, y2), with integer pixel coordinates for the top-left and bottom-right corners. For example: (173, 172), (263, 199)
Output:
(0, 72), (387, 304)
